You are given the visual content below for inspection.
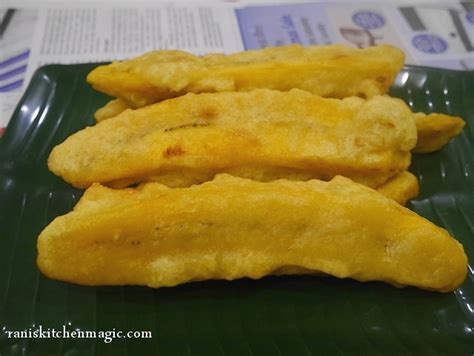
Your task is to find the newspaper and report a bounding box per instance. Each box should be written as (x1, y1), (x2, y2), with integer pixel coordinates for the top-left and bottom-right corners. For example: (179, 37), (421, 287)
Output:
(236, 1), (474, 66)
(1, 1), (473, 134)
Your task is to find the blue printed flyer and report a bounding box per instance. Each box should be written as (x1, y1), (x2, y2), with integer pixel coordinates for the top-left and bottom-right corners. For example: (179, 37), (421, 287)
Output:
(235, 1), (474, 69)
(236, 3), (336, 49)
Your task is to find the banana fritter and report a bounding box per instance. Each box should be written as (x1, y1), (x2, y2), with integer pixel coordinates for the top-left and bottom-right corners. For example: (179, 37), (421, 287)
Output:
(414, 113), (465, 153)
(94, 104), (464, 156)
(48, 89), (417, 189)
(94, 98), (131, 123)
(87, 44), (404, 108)
(376, 171), (419, 205)
(37, 175), (467, 292)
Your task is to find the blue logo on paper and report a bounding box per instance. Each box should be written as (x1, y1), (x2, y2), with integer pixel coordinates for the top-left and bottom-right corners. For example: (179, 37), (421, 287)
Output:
(466, 10), (474, 24)
(352, 11), (385, 29)
(412, 34), (448, 54)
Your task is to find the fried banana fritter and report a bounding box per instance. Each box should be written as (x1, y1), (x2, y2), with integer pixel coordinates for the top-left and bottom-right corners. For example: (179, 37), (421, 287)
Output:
(94, 103), (464, 157)
(48, 89), (417, 189)
(37, 174), (467, 292)
(413, 113), (465, 153)
(94, 98), (131, 123)
(87, 44), (404, 108)
(376, 171), (419, 205)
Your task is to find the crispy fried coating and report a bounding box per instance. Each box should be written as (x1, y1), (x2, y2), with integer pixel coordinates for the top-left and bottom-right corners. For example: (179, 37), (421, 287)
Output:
(94, 101), (465, 158)
(93, 103), (465, 162)
(48, 89), (417, 189)
(94, 102), (464, 158)
(376, 171), (419, 205)
(87, 44), (404, 108)
(413, 113), (465, 153)
(94, 98), (131, 123)
(37, 175), (467, 292)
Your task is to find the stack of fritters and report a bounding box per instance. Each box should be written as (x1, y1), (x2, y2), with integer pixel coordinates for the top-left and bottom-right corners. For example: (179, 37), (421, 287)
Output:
(38, 44), (467, 292)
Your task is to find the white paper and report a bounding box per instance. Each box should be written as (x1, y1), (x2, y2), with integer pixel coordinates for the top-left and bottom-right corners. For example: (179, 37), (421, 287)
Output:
(0, 9), (38, 128)
(24, 5), (243, 78)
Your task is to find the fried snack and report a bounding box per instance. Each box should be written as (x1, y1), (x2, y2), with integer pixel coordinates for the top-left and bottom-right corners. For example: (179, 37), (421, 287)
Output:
(94, 104), (465, 159)
(93, 103), (464, 157)
(37, 174), (467, 292)
(94, 101), (465, 158)
(376, 171), (419, 205)
(87, 44), (404, 109)
(48, 89), (417, 189)
(94, 102), (465, 158)
(413, 113), (465, 153)
(94, 98), (131, 123)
